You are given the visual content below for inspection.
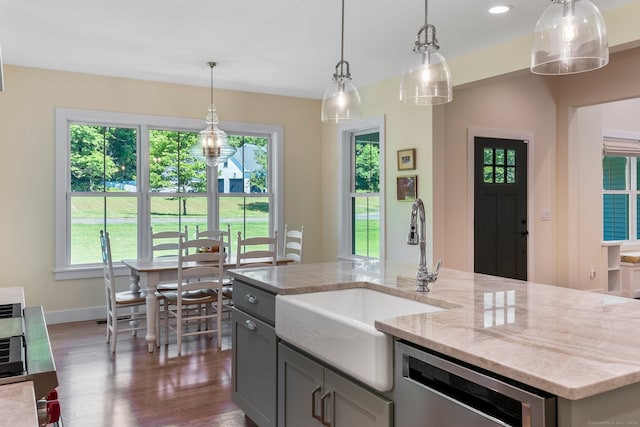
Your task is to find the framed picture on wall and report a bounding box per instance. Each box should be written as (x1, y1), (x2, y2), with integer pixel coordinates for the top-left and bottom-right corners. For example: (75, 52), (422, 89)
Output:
(397, 148), (416, 170)
(397, 175), (417, 201)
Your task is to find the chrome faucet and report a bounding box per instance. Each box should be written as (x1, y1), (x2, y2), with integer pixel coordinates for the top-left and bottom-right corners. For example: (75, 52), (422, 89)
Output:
(407, 198), (441, 292)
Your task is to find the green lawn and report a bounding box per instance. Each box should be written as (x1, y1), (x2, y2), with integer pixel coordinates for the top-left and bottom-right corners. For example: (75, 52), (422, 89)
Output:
(70, 195), (380, 264)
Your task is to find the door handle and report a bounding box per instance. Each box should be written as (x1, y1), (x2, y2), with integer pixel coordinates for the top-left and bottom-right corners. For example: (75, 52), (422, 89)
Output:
(520, 230), (529, 236)
(320, 391), (332, 427)
(311, 386), (322, 422)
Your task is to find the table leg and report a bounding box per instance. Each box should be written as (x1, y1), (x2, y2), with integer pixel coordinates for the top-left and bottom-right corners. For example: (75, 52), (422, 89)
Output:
(128, 270), (141, 331)
(128, 270), (141, 294)
(144, 272), (160, 353)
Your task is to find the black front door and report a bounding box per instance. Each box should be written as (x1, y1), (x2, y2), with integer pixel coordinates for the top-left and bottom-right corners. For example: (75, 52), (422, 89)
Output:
(474, 137), (528, 280)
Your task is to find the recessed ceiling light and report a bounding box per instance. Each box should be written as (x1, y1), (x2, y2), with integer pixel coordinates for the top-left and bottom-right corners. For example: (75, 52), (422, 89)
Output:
(489, 5), (512, 14)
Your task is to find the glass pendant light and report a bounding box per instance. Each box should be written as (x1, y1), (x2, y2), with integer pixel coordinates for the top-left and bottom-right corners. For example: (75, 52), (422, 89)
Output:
(531, 0), (608, 75)
(399, 0), (452, 105)
(198, 62), (236, 167)
(321, 0), (363, 123)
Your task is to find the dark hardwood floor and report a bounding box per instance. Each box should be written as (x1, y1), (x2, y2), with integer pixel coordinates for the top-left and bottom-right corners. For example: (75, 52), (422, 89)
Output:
(48, 319), (253, 427)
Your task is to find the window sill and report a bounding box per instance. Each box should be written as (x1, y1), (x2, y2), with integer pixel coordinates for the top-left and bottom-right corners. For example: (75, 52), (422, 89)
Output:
(54, 264), (130, 281)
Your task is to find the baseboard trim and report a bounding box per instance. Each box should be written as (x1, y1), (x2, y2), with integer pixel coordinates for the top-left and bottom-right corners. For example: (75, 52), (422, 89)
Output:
(45, 305), (150, 325)
(45, 306), (106, 325)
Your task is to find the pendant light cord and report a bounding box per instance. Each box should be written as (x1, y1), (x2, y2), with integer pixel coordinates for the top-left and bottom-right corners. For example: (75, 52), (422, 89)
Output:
(208, 61), (215, 106)
(333, 0), (351, 80)
(340, 0), (345, 64)
(424, 0), (428, 27)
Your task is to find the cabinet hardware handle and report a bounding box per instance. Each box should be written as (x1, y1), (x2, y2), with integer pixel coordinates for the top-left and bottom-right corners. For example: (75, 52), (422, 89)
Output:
(320, 391), (332, 427)
(311, 386), (322, 422)
(245, 294), (259, 304)
(243, 320), (257, 331)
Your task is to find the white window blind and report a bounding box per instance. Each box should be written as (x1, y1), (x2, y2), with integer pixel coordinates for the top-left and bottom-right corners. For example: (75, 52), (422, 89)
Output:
(603, 137), (640, 157)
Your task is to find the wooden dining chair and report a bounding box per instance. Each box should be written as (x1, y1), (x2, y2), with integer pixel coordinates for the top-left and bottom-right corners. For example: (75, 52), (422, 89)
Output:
(151, 226), (188, 292)
(195, 224), (232, 255)
(150, 226), (190, 346)
(151, 226), (188, 258)
(196, 224), (233, 318)
(283, 224), (304, 263)
(162, 237), (225, 355)
(100, 230), (148, 354)
(224, 231), (279, 310)
(236, 230), (279, 268)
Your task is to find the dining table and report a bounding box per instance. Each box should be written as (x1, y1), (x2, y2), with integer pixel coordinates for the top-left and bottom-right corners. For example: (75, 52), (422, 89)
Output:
(121, 254), (293, 352)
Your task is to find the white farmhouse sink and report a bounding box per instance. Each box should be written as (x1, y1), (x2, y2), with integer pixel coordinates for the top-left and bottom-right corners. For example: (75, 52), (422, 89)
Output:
(275, 287), (445, 392)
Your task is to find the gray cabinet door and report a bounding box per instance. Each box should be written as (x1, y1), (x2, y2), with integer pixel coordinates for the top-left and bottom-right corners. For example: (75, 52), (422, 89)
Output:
(232, 308), (277, 427)
(278, 343), (324, 427)
(278, 343), (392, 427)
(325, 369), (392, 427)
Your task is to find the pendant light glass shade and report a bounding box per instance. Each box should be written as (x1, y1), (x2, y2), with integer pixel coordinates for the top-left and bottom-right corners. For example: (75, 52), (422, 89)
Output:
(400, 0), (452, 105)
(198, 62), (236, 167)
(321, 0), (363, 123)
(531, 0), (608, 75)
(400, 44), (452, 105)
(321, 71), (362, 123)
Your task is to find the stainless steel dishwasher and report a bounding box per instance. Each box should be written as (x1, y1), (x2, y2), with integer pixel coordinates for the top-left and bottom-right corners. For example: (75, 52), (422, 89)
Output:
(395, 340), (556, 427)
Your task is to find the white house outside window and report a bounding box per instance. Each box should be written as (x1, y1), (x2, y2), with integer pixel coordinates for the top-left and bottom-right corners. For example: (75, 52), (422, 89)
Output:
(55, 108), (282, 279)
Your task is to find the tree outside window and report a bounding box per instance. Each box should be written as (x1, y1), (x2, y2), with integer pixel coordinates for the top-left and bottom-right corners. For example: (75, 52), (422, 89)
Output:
(352, 132), (380, 259)
(66, 124), (274, 265)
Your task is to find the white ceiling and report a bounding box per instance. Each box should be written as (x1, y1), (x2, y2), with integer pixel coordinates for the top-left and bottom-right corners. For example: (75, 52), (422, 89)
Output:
(0, 0), (634, 99)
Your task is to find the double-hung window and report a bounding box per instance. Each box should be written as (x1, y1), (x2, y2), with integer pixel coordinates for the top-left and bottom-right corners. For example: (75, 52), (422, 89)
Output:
(55, 108), (282, 279)
(351, 132), (381, 258)
(339, 116), (385, 260)
(602, 136), (640, 241)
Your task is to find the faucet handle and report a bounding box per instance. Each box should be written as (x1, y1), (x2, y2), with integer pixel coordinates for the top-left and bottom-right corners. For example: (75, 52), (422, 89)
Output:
(434, 259), (442, 273)
(426, 259), (442, 284)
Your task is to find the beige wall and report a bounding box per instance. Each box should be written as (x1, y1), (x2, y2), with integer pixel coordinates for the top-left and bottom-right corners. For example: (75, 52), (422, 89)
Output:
(0, 66), (321, 319)
(320, 76), (436, 265)
(438, 72), (557, 284)
(436, 7), (640, 288)
(317, 0), (640, 288)
(435, 26), (640, 288)
(3, 1), (640, 319)
(556, 48), (640, 288)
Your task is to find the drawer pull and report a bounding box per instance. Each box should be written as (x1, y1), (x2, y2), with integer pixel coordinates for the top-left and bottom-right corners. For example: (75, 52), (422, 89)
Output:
(311, 386), (322, 422)
(245, 294), (259, 304)
(243, 320), (258, 331)
(320, 391), (332, 427)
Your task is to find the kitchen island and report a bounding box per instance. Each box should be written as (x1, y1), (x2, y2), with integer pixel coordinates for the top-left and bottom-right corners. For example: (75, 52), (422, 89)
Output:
(229, 260), (640, 426)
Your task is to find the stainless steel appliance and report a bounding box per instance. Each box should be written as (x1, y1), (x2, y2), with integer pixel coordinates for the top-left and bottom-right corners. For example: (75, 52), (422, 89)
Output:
(0, 301), (61, 426)
(395, 340), (556, 427)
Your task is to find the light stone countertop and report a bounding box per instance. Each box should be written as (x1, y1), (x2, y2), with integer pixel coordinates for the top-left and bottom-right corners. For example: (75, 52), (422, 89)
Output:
(229, 261), (640, 400)
(0, 288), (36, 427)
(0, 382), (38, 427)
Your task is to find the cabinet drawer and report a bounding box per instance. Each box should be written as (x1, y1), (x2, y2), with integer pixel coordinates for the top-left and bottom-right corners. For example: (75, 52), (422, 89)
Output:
(233, 280), (276, 324)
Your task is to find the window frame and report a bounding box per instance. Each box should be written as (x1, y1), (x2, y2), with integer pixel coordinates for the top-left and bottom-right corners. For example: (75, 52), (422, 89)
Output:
(338, 116), (385, 261)
(55, 108), (283, 279)
(602, 130), (640, 245)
